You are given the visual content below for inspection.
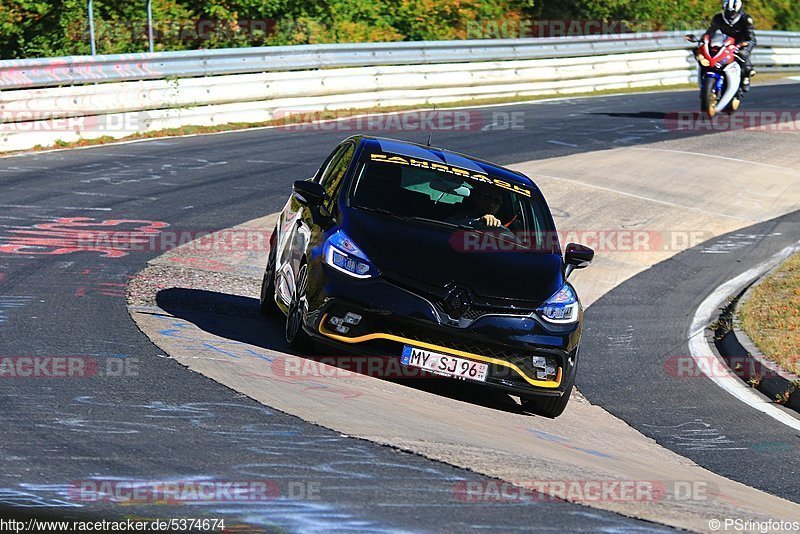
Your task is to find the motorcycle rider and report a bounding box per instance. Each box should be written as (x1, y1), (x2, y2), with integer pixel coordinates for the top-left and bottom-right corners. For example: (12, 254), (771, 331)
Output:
(702, 0), (756, 93)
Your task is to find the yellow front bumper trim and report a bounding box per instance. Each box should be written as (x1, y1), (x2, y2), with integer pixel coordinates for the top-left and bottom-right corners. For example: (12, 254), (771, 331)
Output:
(318, 316), (562, 389)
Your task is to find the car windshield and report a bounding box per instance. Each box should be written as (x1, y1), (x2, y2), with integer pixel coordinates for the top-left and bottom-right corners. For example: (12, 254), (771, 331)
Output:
(349, 152), (557, 250)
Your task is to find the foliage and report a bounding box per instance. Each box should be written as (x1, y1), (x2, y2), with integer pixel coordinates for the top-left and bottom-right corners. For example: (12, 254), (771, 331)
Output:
(0, 0), (796, 59)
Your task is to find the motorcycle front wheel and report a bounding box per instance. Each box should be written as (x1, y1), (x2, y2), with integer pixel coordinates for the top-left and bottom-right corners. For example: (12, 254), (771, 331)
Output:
(700, 76), (718, 117)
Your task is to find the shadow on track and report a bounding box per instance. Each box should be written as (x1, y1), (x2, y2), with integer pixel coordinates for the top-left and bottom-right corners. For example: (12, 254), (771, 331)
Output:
(155, 287), (527, 415)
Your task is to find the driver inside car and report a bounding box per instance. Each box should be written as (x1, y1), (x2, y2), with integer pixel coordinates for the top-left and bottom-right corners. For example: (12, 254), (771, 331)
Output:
(449, 183), (514, 229)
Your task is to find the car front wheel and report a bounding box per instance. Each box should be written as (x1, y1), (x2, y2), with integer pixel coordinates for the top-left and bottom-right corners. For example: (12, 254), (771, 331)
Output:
(285, 262), (312, 350)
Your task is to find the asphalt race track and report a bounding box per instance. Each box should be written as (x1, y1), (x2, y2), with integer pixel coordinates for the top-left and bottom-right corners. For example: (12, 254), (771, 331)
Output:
(1, 84), (799, 531)
(582, 211), (800, 497)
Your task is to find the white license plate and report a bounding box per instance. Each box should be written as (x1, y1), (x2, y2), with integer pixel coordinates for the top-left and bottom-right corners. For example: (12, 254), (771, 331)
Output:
(401, 345), (488, 382)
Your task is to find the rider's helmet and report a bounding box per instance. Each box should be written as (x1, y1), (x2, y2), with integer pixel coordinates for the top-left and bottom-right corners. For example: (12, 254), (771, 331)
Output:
(722, 0), (743, 25)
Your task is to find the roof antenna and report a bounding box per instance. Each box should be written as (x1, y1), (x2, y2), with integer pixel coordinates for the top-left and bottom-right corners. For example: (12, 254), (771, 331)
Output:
(426, 104), (436, 146)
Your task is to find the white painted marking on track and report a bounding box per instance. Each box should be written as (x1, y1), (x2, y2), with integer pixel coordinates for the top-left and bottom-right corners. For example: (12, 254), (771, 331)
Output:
(0, 204), (112, 211)
(628, 147), (797, 172)
(72, 191), (158, 201)
(0, 296), (35, 325)
(245, 159), (313, 165)
(614, 136), (642, 144)
(547, 140), (578, 147)
(701, 233), (782, 254)
(0, 165), (51, 172)
(688, 241), (800, 432)
(93, 152), (219, 162)
(530, 173), (752, 221)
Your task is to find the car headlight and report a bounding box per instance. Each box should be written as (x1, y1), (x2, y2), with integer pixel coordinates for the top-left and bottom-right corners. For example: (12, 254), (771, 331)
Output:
(536, 283), (580, 325)
(323, 229), (378, 278)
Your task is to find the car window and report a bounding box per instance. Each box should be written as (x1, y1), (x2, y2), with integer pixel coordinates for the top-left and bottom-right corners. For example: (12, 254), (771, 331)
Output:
(319, 143), (354, 212)
(350, 152), (556, 250)
(313, 144), (345, 183)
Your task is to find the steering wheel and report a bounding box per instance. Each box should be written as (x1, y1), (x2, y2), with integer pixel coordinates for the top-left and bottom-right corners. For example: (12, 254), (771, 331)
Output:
(473, 218), (523, 245)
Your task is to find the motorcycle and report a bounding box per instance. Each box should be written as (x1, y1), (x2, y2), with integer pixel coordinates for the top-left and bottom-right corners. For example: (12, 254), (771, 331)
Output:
(685, 33), (743, 116)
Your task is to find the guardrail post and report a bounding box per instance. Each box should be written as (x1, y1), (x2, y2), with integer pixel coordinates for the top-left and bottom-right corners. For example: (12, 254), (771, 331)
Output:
(147, 0), (154, 53)
(88, 0), (96, 55)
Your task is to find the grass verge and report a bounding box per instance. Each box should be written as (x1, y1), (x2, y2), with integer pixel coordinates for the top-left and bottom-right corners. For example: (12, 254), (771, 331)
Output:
(739, 251), (800, 376)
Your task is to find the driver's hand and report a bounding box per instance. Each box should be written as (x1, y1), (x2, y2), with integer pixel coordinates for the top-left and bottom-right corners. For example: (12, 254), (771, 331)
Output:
(481, 214), (502, 227)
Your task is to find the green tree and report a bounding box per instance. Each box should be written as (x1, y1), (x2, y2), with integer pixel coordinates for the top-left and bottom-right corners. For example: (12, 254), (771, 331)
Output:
(0, 0), (796, 60)
(0, 1), (54, 58)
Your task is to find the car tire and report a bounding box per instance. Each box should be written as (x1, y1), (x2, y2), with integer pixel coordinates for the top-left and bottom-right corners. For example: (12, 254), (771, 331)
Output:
(521, 357), (577, 418)
(259, 228), (280, 317)
(285, 262), (312, 351)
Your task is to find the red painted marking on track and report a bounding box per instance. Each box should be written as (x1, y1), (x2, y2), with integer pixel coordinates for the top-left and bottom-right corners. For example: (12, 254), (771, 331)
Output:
(73, 280), (130, 299)
(0, 217), (169, 257)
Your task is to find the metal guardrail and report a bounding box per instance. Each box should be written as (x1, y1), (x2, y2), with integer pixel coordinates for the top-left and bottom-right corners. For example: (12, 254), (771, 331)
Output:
(0, 49), (693, 121)
(1, 30), (798, 153)
(2, 30), (798, 91)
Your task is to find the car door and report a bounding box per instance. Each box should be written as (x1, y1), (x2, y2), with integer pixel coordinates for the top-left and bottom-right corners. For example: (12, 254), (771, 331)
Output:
(275, 141), (355, 306)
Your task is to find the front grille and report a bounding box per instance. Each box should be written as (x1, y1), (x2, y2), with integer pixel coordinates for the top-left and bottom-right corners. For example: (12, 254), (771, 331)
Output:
(461, 307), (487, 321)
(383, 271), (540, 315)
(432, 301), (532, 322)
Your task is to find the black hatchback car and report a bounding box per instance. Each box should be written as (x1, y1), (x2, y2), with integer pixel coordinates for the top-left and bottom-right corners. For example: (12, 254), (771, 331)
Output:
(260, 136), (593, 417)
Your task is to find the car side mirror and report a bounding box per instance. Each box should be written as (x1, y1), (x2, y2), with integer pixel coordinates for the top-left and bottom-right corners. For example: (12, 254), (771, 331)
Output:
(685, 34), (699, 43)
(564, 242), (594, 279)
(293, 180), (327, 207)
